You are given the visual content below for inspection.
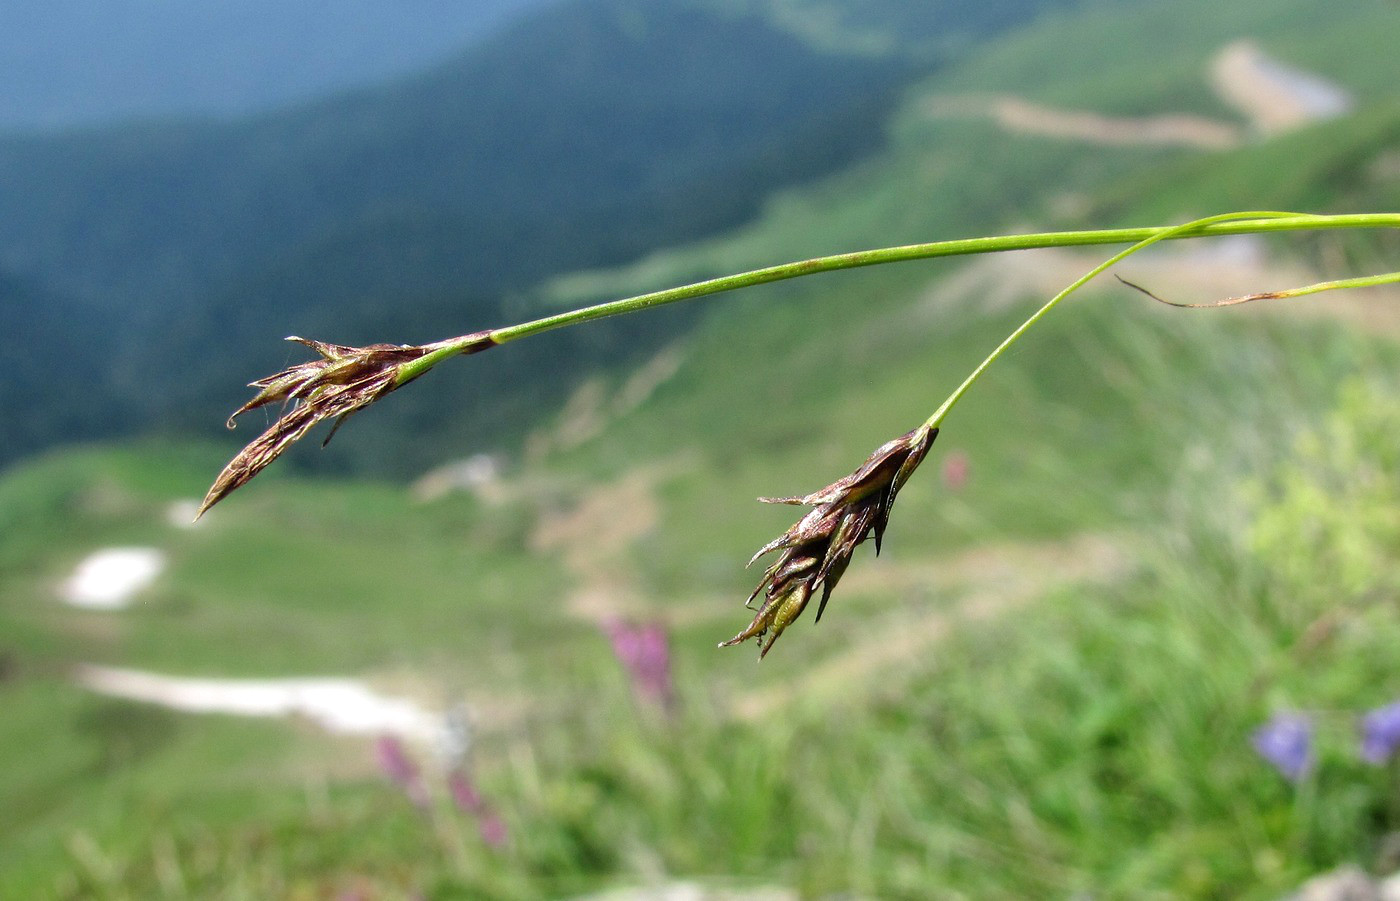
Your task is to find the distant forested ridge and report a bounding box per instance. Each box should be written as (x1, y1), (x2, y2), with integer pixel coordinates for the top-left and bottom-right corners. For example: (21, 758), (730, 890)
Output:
(0, 0), (1132, 473)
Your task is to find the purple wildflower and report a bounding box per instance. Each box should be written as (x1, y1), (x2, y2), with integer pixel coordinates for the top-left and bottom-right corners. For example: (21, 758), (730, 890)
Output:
(477, 811), (509, 850)
(375, 735), (428, 808)
(448, 768), (508, 849)
(603, 618), (674, 710)
(1252, 713), (1313, 782)
(1361, 701), (1400, 764)
(447, 768), (483, 812)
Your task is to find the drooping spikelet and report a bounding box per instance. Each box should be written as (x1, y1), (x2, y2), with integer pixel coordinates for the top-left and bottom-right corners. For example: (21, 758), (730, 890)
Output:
(198, 332), (494, 518)
(722, 425), (937, 658)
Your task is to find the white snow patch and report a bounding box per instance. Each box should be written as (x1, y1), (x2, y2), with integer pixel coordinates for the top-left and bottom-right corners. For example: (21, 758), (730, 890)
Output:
(76, 665), (448, 748)
(59, 547), (165, 610)
(413, 453), (503, 503)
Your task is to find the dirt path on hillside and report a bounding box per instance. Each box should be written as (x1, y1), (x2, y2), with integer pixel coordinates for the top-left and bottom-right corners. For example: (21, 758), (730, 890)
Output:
(924, 40), (1350, 148)
(522, 446), (1138, 719)
(524, 451), (1136, 722)
(1210, 40), (1352, 135)
(924, 94), (1242, 149)
(529, 459), (692, 624)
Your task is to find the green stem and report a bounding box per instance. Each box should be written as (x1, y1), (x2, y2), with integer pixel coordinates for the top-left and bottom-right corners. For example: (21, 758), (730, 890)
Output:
(1261, 269), (1400, 301)
(922, 210), (1312, 429)
(397, 211), (1400, 385)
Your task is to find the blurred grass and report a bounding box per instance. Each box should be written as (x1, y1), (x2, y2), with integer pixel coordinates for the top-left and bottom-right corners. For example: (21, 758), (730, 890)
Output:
(7, 282), (1400, 898)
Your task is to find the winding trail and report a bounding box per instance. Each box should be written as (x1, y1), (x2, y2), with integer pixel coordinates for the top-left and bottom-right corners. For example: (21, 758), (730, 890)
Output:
(1210, 40), (1352, 135)
(924, 40), (1351, 148)
(529, 461), (684, 624)
(925, 94), (1243, 149)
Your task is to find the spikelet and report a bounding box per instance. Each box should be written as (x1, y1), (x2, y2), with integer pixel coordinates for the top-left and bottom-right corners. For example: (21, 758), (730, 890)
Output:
(722, 425), (937, 658)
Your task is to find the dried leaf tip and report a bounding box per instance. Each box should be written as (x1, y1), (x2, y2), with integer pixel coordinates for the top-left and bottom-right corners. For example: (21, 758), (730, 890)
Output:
(196, 333), (495, 519)
(721, 425), (937, 658)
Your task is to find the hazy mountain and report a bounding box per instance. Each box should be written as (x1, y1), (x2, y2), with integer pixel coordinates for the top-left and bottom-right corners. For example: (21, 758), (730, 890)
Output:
(0, 0), (557, 133)
(0, 1), (924, 304)
(0, 273), (125, 457)
(693, 0), (1114, 58)
(1, 0), (913, 470)
(0, 0), (1146, 472)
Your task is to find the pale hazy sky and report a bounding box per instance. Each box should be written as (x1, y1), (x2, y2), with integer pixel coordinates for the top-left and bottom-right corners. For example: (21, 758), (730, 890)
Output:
(0, 0), (555, 132)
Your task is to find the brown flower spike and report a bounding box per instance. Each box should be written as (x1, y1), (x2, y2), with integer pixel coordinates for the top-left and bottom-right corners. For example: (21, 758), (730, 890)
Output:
(197, 333), (494, 518)
(722, 425), (937, 658)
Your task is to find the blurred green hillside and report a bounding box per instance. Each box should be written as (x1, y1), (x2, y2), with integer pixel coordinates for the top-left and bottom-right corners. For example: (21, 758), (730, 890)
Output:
(3, 0), (1400, 897)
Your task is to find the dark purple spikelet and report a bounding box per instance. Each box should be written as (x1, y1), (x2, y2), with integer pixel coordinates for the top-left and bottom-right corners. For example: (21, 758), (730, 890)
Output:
(1252, 713), (1313, 782)
(198, 331), (495, 517)
(1360, 701), (1400, 764)
(722, 425), (937, 658)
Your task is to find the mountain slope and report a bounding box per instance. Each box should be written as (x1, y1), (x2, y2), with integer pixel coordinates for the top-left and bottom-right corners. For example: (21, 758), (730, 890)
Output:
(0, 0), (918, 472)
(6, 0), (1394, 478)
(541, 0), (1399, 309)
(3, 0), (1130, 473)
(0, 274), (127, 462)
(694, 0), (1137, 58)
(0, 0), (905, 306)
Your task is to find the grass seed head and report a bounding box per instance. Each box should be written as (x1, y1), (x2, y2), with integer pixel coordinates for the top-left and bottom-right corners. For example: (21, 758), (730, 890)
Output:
(197, 337), (443, 518)
(722, 425), (937, 658)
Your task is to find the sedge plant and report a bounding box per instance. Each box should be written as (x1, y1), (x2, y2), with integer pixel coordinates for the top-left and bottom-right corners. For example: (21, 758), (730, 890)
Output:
(197, 210), (1400, 657)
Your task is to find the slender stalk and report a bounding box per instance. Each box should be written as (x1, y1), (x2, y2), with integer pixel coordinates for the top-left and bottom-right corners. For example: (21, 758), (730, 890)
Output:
(922, 210), (1314, 429)
(199, 208), (1400, 526)
(395, 211), (1400, 385)
(201, 207), (1400, 647)
(714, 209), (1400, 657)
